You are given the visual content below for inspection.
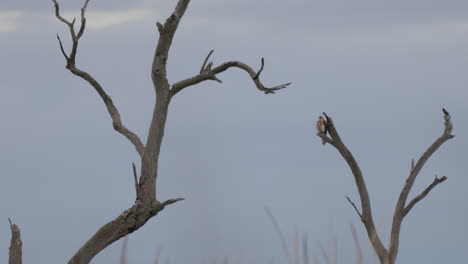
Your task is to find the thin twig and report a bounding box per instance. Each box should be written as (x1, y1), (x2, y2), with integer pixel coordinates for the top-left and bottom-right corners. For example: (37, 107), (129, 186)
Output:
(132, 162), (139, 196)
(200, 49), (215, 73)
(346, 196), (363, 220)
(171, 59), (291, 97)
(53, 0), (145, 157)
(253, 57), (265, 79)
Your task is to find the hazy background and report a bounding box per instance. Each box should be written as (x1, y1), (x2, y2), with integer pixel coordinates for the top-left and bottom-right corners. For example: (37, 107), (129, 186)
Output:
(1, 0), (467, 263)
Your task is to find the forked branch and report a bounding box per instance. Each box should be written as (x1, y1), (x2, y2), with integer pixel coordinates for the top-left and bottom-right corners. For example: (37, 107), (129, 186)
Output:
(170, 50), (291, 97)
(316, 113), (388, 263)
(388, 109), (454, 263)
(53, 0), (145, 157)
(316, 109), (454, 264)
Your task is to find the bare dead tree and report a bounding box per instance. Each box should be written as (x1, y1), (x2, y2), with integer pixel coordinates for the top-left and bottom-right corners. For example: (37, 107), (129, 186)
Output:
(29, 0), (291, 263)
(316, 109), (454, 264)
(8, 218), (22, 264)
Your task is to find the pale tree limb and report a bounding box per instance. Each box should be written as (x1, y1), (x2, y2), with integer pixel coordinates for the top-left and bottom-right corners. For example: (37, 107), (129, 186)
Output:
(317, 113), (388, 263)
(316, 109), (454, 264)
(388, 109), (454, 263)
(52, 0), (145, 157)
(138, 0), (193, 203)
(68, 198), (183, 264)
(170, 51), (291, 97)
(8, 218), (22, 264)
(403, 175), (447, 217)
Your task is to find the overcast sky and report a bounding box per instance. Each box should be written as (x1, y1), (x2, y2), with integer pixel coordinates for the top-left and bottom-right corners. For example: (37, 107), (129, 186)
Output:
(1, 0), (467, 263)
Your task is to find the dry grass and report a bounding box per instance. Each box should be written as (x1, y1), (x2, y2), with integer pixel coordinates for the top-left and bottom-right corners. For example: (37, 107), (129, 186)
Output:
(118, 209), (370, 264)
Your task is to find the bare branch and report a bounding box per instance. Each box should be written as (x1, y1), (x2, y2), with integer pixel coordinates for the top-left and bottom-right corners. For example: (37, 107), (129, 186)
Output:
(253, 57), (265, 79)
(69, 67), (145, 157)
(132, 162), (139, 197)
(52, 0), (73, 26)
(68, 198), (183, 264)
(77, 0), (90, 40)
(151, 0), (190, 93)
(160, 197), (185, 207)
(53, 1), (145, 157)
(8, 218), (22, 264)
(389, 109), (454, 263)
(316, 132), (333, 146)
(200, 49), (215, 73)
(56, 34), (70, 61)
(316, 113), (388, 263)
(345, 196), (363, 220)
(403, 175), (447, 217)
(171, 58), (291, 97)
(52, 0), (89, 63)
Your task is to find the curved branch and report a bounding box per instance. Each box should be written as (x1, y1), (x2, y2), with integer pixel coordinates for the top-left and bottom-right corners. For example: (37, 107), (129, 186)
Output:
(68, 199), (183, 264)
(317, 113), (388, 263)
(52, 0), (89, 64)
(53, 0), (145, 157)
(389, 109), (454, 262)
(170, 52), (291, 97)
(69, 67), (145, 156)
(403, 175), (447, 217)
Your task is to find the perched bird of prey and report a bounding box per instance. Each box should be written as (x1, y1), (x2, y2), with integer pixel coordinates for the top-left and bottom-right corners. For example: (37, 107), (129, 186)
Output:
(316, 116), (326, 134)
(316, 116), (327, 145)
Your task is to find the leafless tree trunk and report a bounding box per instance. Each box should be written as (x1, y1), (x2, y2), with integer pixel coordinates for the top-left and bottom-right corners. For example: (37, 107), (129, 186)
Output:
(0, 1), (293, 264)
(316, 109), (454, 264)
(8, 219), (22, 264)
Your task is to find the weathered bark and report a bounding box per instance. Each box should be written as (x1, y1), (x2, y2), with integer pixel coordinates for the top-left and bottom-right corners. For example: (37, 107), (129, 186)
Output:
(317, 109), (454, 264)
(51, 0), (290, 263)
(8, 218), (22, 264)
